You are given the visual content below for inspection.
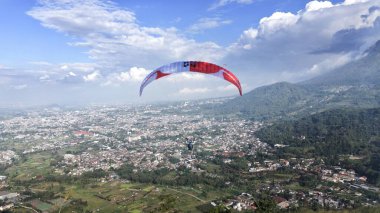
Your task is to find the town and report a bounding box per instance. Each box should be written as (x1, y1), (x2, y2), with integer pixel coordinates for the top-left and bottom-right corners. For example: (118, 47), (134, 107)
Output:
(0, 99), (379, 212)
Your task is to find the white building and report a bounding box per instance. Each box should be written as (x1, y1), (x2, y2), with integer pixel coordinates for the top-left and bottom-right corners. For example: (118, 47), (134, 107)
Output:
(0, 192), (19, 200)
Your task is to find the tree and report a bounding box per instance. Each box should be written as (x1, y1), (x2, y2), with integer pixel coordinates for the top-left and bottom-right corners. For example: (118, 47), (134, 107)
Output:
(256, 196), (278, 213)
(209, 205), (231, 213)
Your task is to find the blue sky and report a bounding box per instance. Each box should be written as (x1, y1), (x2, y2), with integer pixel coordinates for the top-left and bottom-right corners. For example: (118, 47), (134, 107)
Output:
(0, 0), (380, 106)
(0, 0), (315, 63)
(0, 0), (88, 65)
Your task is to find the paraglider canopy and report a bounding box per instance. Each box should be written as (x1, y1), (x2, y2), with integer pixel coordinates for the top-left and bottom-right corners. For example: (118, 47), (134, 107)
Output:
(139, 61), (242, 96)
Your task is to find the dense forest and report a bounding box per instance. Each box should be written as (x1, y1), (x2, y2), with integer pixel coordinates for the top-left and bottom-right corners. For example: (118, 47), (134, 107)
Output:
(256, 108), (380, 185)
(115, 156), (250, 189)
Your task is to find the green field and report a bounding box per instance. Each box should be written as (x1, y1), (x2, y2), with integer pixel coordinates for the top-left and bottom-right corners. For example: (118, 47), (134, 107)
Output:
(6, 152), (54, 181)
(3, 151), (228, 212)
(29, 199), (54, 212)
(56, 182), (221, 212)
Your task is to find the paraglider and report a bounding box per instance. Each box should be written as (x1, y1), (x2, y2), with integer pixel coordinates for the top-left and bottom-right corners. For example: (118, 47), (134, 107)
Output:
(185, 137), (197, 159)
(186, 137), (194, 151)
(139, 61), (242, 96)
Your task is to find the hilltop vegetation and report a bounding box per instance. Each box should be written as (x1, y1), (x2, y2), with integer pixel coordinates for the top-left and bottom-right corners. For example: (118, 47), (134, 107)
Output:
(222, 82), (314, 120)
(222, 81), (380, 120)
(256, 108), (380, 185)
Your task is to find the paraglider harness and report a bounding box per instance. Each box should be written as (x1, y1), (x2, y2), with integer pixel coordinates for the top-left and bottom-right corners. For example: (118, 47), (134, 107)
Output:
(185, 137), (196, 160)
(186, 138), (194, 151)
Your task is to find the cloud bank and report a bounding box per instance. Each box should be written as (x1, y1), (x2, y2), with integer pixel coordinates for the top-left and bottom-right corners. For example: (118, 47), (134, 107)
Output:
(226, 0), (380, 83)
(28, 0), (224, 69)
(2, 0), (380, 105)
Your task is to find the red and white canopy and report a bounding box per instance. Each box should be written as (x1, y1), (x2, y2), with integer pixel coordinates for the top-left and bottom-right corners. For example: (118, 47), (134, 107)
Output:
(139, 61), (242, 96)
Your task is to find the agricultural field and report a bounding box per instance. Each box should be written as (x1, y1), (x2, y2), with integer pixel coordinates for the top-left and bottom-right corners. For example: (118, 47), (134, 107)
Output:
(6, 152), (54, 182)
(11, 181), (229, 213)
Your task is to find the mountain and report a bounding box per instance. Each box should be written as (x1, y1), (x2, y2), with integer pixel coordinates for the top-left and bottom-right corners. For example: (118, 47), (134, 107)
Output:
(222, 41), (380, 120)
(222, 82), (316, 120)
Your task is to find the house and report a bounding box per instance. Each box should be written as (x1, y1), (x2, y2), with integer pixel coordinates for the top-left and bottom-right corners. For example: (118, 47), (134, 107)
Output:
(277, 201), (290, 209)
(273, 196), (289, 209)
(0, 203), (14, 211)
(73, 130), (94, 137)
(0, 191), (19, 201)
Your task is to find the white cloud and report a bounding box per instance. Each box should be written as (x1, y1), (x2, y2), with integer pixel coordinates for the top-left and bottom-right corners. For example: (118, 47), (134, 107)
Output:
(305, 1), (334, 12)
(306, 53), (352, 75)
(28, 0), (136, 35)
(103, 67), (150, 86)
(28, 0), (224, 70)
(209, 0), (253, 10)
(30, 61), (53, 66)
(241, 28), (258, 40)
(117, 67), (149, 82)
(188, 17), (232, 33)
(344, 0), (370, 5)
(217, 84), (236, 91)
(39, 74), (50, 82)
(233, 0), (380, 48)
(238, 28), (258, 49)
(227, 0), (380, 83)
(13, 84), (28, 90)
(258, 12), (298, 36)
(61, 63), (98, 73)
(61, 65), (69, 70)
(22, 62), (100, 85)
(179, 87), (210, 94)
(83, 71), (101, 82)
(278, 53), (354, 80)
(30, 61), (98, 75)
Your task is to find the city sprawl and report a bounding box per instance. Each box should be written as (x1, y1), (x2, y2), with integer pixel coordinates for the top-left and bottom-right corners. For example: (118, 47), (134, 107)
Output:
(0, 99), (379, 212)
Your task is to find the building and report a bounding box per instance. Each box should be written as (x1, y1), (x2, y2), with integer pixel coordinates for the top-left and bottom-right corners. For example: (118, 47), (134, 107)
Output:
(0, 203), (14, 211)
(0, 191), (20, 201)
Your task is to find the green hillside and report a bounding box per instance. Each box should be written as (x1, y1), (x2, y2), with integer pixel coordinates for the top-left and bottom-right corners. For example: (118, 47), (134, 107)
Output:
(256, 108), (380, 185)
(222, 82), (315, 119)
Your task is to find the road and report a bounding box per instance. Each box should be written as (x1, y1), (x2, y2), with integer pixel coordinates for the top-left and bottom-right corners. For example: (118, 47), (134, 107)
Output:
(166, 187), (206, 203)
(17, 205), (39, 213)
